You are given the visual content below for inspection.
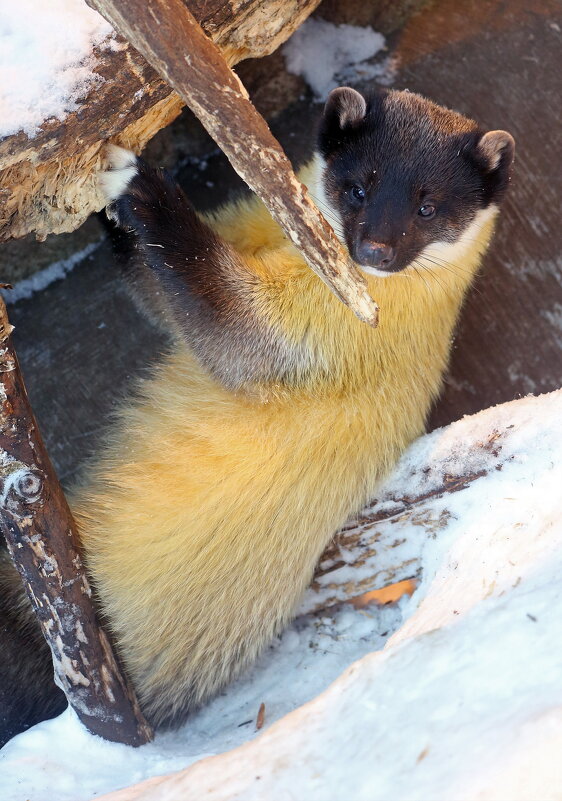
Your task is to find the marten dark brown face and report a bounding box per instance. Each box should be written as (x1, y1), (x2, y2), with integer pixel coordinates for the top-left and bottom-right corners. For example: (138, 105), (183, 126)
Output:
(317, 88), (514, 275)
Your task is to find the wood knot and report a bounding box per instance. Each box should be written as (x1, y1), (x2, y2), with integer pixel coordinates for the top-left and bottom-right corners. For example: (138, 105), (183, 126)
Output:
(0, 459), (45, 514)
(14, 470), (44, 502)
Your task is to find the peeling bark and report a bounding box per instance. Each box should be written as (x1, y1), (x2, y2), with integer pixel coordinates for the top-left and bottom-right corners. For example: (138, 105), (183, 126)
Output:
(0, 298), (152, 746)
(0, 0), (322, 243)
(86, 0), (379, 326)
(301, 460), (503, 615)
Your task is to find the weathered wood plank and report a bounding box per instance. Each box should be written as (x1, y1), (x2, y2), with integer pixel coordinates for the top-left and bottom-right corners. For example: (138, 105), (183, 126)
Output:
(86, 0), (379, 325)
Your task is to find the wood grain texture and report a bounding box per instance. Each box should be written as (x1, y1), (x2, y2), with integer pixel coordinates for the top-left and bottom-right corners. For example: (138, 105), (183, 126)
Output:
(0, 0), (322, 242)
(301, 469), (488, 614)
(0, 297), (152, 746)
(87, 0), (379, 325)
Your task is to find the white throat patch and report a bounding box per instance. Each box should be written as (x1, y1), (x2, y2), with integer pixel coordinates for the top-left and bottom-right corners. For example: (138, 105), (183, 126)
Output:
(305, 156), (499, 279)
(415, 204), (499, 272)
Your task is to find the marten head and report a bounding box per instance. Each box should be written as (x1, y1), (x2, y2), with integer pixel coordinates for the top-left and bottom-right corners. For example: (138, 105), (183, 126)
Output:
(316, 87), (514, 276)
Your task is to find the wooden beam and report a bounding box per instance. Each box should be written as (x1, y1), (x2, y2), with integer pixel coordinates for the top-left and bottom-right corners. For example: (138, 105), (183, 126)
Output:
(0, 297), (152, 746)
(86, 0), (379, 327)
(0, 0), (322, 243)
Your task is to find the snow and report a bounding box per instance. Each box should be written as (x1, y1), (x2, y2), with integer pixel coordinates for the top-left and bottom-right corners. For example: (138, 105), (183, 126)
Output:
(283, 18), (395, 100)
(1, 240), (102, 304)
(0, 0), (114, 138)
(1, 390), (561, 799)
(0, 601), (404, 800)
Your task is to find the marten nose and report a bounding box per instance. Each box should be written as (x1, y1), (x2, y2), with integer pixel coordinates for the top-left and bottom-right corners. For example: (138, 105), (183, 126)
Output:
(356, 241), (396, 269)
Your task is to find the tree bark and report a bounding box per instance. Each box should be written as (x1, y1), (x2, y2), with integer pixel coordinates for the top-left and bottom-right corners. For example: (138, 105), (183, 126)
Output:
(0, 297), (152, 746)
(86, 0), (379, 327)
(0, 0), (323, 243)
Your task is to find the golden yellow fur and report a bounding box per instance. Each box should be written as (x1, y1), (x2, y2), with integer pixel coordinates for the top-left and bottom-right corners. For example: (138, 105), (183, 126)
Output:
(72, 164), (498, 725)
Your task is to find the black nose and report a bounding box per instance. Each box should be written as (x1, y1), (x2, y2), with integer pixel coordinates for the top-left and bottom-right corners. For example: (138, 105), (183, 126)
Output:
(356, 241), (396, 269)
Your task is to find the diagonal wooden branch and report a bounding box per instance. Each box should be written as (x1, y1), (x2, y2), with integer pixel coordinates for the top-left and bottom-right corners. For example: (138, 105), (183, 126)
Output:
(0, 298), (152, 746)
(86, 0), (379, 328)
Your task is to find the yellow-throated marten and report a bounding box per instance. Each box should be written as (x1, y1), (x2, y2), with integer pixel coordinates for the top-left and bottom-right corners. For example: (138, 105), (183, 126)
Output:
(0, 87), (514, 743)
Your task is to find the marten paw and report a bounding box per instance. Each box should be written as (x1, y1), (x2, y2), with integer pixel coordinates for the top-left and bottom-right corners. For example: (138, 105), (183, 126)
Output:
(99, 145), (139, 221)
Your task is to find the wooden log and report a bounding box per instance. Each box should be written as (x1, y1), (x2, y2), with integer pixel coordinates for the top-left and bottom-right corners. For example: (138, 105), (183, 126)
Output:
(299, 429), (507, 615)
(0, 0), (322, 243)
(0, 297), (152, 746)
(86, 0), (379, 326)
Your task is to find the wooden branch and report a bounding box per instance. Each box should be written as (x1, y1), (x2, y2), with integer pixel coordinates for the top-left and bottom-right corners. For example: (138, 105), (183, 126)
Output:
(0, 298), (152, 746)
(86, 0), (379, 327)
(1, 0), (322, 243)
(299, 447), (505, 616)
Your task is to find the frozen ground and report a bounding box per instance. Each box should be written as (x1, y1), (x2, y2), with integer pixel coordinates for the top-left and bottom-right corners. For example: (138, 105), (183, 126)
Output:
(0, 594), (405, 800)
(1, 241), (103, 304)
(1, 389), (561, 800)
(283, 18), (394, 99)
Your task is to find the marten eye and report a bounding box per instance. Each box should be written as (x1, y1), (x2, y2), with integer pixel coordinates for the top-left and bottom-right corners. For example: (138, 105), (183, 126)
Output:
(351, 185), (365, 202)
(418, 204), (436, 218)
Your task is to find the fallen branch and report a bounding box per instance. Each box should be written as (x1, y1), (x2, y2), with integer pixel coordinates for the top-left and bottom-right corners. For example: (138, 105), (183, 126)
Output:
(86, 0), (379, 327)
(0, 298), (152, 746)
(1, 0), (323, 243)
(300, 451), (506, 615)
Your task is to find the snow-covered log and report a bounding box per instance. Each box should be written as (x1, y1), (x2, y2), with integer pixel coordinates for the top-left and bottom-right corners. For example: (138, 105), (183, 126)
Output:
(2, 389), (561, 800)
(0, 0), (322, 243)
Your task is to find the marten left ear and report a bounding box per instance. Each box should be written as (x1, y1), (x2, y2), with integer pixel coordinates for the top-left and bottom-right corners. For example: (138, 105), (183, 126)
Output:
(318, 87), (367, 158)
(476, 130), (515, 173)
(324, 87), (367, 129)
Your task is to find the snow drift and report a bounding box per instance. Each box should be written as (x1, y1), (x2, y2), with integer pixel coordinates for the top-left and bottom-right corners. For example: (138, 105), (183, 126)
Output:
(1, 390), (562, 800)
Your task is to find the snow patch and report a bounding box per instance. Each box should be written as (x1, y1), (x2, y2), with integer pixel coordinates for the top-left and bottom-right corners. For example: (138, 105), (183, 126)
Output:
(2, 240), (102, 304)
(0, 601), (403, 801)
(0, 0), (114, 138)
(283, 18), (393, 100)
(2, 391), (562, 800)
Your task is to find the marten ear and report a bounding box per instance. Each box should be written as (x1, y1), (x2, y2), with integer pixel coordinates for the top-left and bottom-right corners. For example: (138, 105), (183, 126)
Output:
(317, 87), (367, 157)
(477, 130), (515, 172)
(473, 129), (515, 203)
(324, 87), (367, 129)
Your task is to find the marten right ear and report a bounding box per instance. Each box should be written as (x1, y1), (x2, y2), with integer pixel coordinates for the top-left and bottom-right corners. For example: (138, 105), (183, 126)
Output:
(473, 129), (515, 204)
(317, 87), (367, 157)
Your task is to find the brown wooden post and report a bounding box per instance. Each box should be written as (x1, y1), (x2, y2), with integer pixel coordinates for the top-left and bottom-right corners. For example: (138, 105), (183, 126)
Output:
(86, 0), (379, 328)
(0, 297), (153, 746)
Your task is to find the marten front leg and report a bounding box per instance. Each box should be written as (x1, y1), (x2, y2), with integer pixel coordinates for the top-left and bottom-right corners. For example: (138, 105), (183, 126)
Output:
(100, 147), (313, 390)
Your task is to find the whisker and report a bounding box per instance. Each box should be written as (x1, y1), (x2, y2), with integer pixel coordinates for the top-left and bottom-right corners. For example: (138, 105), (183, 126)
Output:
(422, 266), (456, 302)
(419, 254), (476, 278)
(411, 261), (435, 300)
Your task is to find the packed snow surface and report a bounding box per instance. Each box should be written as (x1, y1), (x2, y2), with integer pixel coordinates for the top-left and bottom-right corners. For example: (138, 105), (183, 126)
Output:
(283, 18), (392, 99)
(1, 390), (562, 800)
(0, 602), (404, 800)
(0, 0), (114, 138)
